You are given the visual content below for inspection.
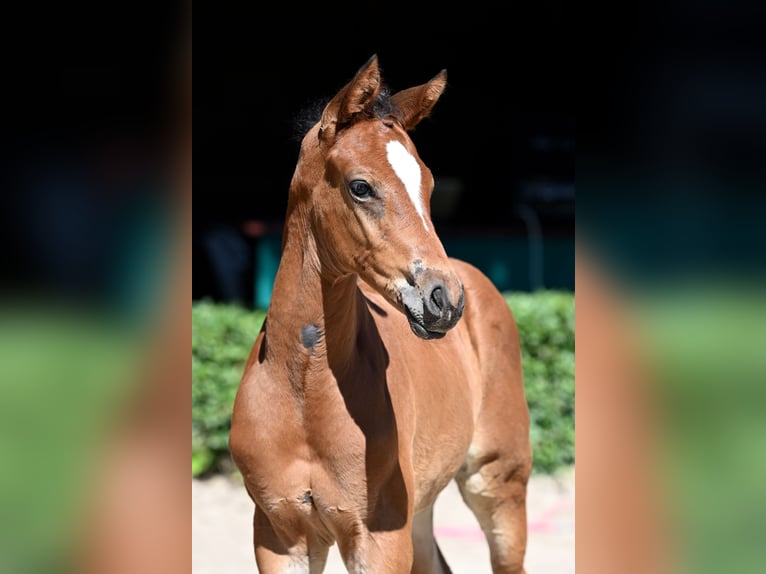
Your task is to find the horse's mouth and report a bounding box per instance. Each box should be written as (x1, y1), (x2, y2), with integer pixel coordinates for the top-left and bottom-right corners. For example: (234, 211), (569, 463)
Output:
(404, 306), (447, 340)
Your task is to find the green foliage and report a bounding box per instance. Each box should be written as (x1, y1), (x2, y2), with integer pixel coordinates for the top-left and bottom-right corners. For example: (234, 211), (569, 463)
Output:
(505, 291), (575, 474)
(192, 291), (574, 476)
(192, 301), (265, 476)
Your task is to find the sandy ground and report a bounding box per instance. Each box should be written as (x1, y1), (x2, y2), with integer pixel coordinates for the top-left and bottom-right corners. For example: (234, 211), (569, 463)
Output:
(192, 466), (574, 573)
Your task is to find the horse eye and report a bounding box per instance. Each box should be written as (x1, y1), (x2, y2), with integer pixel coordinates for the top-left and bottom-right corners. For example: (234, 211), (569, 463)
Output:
(348, 180), (375, 200)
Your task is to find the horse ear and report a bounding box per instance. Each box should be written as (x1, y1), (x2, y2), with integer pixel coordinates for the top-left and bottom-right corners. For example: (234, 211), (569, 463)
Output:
(319, 54), (382, 146)
(391, 70), (447, 131)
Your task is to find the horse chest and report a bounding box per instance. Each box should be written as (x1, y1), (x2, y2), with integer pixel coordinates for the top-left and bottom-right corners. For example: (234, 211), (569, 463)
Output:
(253, 420), (393, 545)
(237, 360), (400, 530)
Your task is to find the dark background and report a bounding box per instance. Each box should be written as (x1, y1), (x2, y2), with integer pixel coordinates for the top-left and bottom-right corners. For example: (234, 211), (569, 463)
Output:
(194, 8), (576, 307)
(0, 4), (575, 311)
(0, 3), (181, 316)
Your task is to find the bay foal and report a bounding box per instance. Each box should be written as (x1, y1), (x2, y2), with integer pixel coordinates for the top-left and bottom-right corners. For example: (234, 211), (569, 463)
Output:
(230, 55), (532, 573)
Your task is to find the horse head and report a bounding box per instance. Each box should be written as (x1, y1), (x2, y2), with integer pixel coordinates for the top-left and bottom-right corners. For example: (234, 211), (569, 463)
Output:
(291, 54), (464, 339)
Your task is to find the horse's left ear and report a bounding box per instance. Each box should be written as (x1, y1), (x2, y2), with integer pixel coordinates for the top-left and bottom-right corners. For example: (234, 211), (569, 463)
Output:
(391, 70), (447, 131)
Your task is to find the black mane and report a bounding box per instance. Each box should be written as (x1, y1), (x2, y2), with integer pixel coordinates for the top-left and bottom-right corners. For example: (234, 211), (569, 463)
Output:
(291, 97), (330, 143)
(291, 86), (400, 143)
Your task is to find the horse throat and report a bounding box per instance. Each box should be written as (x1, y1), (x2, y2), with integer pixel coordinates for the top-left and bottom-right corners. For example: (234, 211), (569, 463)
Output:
(266, 217), (373, 389)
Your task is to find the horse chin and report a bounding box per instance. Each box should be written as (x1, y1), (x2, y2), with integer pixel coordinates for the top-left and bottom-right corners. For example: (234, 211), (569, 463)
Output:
(404, 307), (447, 340)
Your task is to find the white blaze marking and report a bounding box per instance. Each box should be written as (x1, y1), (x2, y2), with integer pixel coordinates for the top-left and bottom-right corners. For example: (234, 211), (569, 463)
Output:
(386, 140), (429, 232)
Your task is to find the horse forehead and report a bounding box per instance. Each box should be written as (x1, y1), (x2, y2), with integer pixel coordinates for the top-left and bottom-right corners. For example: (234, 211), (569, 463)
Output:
(337, 122), (421, 165)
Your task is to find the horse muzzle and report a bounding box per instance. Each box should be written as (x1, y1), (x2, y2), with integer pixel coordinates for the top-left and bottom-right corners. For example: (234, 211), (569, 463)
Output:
(400, 275), (465, 340)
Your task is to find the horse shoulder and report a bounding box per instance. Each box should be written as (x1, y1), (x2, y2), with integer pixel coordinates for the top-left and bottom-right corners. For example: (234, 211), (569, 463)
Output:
(230, 333), (310, 487)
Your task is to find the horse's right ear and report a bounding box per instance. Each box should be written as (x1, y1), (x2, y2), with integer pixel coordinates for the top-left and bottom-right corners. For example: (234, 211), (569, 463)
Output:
(319, 55), (382, 148)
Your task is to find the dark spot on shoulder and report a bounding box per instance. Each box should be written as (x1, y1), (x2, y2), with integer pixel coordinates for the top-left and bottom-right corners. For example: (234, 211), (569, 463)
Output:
(300, 490), (313, 504)
(300, 323), (321, 351)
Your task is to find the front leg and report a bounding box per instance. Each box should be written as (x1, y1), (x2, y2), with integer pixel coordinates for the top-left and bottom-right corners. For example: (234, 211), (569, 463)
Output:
(253, 505), (330, 574)
(336, 471), (415, 574)
(337, 527), (414, 574)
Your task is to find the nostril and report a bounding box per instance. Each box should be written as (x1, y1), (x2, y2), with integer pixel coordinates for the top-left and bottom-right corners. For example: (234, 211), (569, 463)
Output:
(430, 286), (444, 311)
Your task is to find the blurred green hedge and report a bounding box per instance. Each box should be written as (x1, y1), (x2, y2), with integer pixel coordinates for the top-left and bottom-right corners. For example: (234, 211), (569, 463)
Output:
(504, 291), (575, 474)
(192, 291), (574, 476)
(192, 303), (266, 476)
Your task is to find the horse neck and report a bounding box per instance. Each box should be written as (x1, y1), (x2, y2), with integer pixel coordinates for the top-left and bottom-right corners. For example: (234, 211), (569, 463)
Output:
(266, 204), (365, 379)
